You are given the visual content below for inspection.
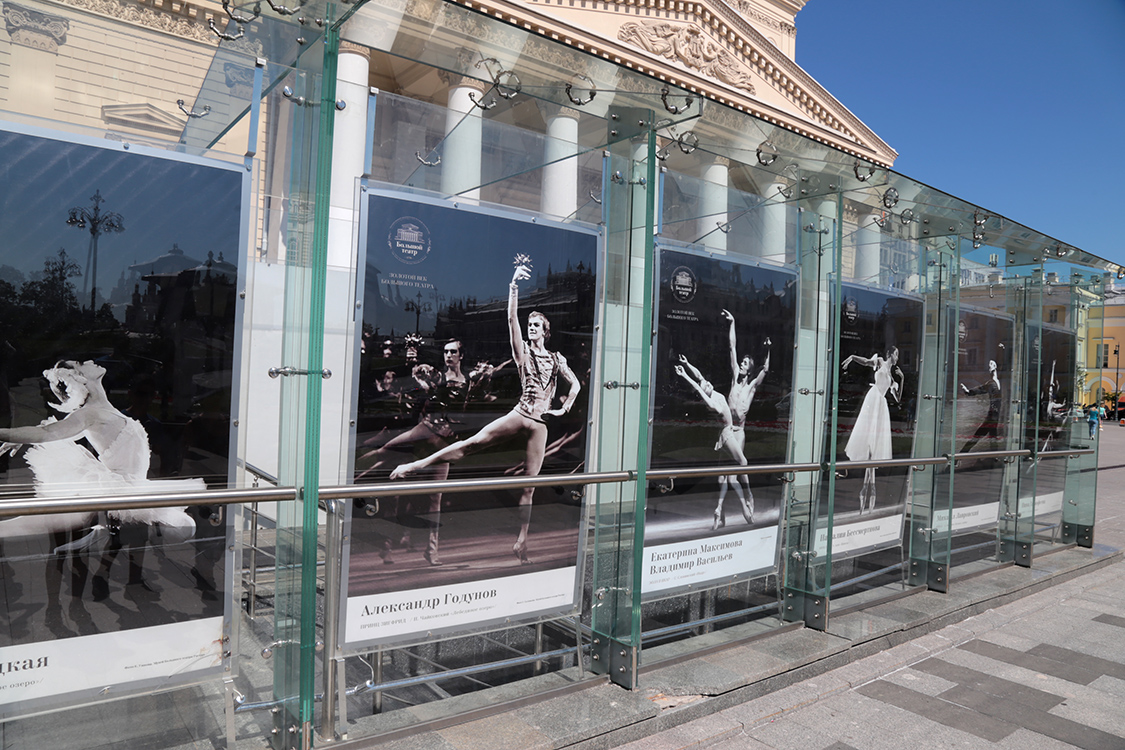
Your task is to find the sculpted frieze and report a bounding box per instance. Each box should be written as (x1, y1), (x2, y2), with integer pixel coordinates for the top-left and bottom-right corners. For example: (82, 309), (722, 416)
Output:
(618, 20), (755, 95)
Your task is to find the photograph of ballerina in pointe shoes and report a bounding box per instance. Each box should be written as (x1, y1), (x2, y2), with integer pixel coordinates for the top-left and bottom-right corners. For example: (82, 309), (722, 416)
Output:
(840, 348), (903, 513)
(642, 248), (795, 595)
(831, 287), (922, 534)
(0, 124), (241, 711)
(344, 192), (596, 646)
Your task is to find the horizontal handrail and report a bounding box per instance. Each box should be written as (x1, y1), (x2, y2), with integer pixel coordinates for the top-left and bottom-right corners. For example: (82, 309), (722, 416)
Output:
(320, 470), (633, 501)
(0, 446), (1092, 518)
(833, 456), (948, 471)
(1037, 448), (1096, 458)
(947, 449), (1031, 461)
(0, 486), (297, 518)
(646, 462), (822, 481)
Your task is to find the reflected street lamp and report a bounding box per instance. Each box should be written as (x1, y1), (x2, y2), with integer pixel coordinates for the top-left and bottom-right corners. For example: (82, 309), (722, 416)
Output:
(67, 190), (125, 314)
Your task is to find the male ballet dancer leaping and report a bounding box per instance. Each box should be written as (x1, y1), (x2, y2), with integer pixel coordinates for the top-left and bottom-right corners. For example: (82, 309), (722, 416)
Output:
(390, 262), (580, 564)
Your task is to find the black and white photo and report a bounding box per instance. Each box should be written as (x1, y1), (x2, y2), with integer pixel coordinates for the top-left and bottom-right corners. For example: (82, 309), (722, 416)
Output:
(344, 191), (598, 648)
(0, 123), (244, 715)
(643, 247), (796, 596)
(825, 285), (923, 556)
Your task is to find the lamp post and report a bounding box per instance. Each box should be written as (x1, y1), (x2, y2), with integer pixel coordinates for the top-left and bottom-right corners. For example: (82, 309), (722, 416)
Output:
(404, 291), (431, 335)
(67, 190), (125, 314)
(1116, 344), (1121, 421)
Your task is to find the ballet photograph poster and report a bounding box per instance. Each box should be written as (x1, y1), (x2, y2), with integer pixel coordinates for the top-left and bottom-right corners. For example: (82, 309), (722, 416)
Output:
(941, 310), (1014, 533)
(643, 246), (797, 597)
(827, 285), (923, 557)
(343, 189), (598, 648)
(0, 123), (245, 714)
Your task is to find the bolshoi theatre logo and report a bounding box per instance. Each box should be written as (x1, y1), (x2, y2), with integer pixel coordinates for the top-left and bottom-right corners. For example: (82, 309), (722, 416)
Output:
(670, 266), (697, 303)
(388, 216), (431, 265)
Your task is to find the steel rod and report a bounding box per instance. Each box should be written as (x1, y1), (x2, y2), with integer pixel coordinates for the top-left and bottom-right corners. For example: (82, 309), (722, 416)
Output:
(641, 600), (778, 640)
(646, 462), (821, 481)
(349, 645), (578, 697)
(318, 470), (633, 500)
(0, 486), (296, 517)
(948, 449), (1031, 460)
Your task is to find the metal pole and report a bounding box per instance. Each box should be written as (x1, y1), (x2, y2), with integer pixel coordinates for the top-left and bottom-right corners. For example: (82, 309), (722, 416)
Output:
(1116, 345), (1120, 421)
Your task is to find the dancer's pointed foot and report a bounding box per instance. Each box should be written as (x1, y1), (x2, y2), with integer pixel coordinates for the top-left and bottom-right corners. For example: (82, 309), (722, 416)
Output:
(712, 508), (725, 530)
(423, 549), (442, 567)
(513, 540), (532, 565)
(740, 500), (753, 525)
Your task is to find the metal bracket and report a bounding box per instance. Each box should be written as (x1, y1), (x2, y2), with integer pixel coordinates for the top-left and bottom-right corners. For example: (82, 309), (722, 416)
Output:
(415, 151), (441, 167)
(927, 562), (947, 593)
(269, 366), (332, 379)
(660, 85), (693, 115)
(656, 476), (675, 494)
(177, 99), (211, 118)
(588, 190), (602, 205)
(565, 74), (596, 106)
(610, 171), (646, 187)
(604, 380), (640, 390)
(265, 0), (304, 15)
(853, 159), (876, 182)
(208, 16), (245, 40)
(797, 388), (824, 396)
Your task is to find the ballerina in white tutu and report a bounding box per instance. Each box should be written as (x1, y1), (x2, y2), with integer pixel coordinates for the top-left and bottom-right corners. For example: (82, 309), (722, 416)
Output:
(0, 360), (199, 549)
(842, 347), (903, 513)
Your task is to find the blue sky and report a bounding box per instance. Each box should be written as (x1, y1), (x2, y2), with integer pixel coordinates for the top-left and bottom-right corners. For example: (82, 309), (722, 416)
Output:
(796, 0), (1125, 265)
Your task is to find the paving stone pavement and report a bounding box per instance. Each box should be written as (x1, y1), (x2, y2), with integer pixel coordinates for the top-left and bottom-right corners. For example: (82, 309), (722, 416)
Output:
(617, 429), (1125, 750)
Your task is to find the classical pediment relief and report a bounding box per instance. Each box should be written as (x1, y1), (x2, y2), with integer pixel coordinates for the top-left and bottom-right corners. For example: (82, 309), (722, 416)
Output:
(511, 0), (896, 165)
(618, 21), (755, 95)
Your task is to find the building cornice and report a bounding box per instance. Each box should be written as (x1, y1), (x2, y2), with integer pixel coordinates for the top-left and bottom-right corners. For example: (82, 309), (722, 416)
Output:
(464, 0), (895, 165)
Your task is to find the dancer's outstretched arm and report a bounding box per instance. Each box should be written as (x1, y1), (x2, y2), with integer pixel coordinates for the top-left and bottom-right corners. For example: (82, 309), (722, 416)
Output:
(751, 340), (771, 390)
(677, 354), (704, 383)
(508, 265), (531, 367)
(842, 353), (876, 370)
(0, 410), (95, 446)
(721, 309), (738, 387)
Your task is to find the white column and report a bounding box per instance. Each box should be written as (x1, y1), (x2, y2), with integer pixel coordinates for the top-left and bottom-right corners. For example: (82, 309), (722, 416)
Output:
(699, 156), (729, 252)
(440, 76), (486, 201)
(328, 42), (371, 268)
(759, 180), (789, 263)
(541, 105), (580, 219)
(321, 42), (372, 483)
(855, 210), (883, 286)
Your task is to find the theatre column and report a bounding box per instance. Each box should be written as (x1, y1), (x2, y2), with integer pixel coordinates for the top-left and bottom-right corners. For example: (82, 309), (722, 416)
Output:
(759, 179), (790, 262)
(439, 66), (486, 201)
(541, 104), (579, 220)
(699, 156), (729, 252)
(855, 210), (883, 286)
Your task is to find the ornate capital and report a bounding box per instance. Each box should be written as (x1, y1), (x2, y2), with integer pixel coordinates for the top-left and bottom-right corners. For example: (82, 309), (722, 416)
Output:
(3, 2), (69, 53)
(540, 101), (581, 121)
(339, 41), (371, 60)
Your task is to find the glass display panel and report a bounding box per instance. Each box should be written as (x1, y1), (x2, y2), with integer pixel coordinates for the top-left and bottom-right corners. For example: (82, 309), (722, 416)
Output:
(0, 121), (246, 718)
(642, 244), (794, 597)
(942, 307), (1015, 534)
(342, 186), (599, 650)
(822, 284), (924, 558)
